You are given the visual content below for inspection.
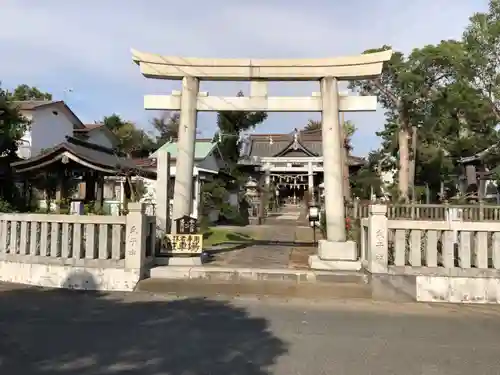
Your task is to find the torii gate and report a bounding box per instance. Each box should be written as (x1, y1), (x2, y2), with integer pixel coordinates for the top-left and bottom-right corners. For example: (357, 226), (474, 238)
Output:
(132, 49), (391, 270)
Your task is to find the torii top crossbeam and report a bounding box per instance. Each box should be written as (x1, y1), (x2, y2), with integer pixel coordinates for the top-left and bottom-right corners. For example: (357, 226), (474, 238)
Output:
(131, 49), (392, 81)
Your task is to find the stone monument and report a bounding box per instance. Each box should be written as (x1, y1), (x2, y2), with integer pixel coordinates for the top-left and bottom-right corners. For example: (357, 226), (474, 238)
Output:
(132, 49), (392, 270)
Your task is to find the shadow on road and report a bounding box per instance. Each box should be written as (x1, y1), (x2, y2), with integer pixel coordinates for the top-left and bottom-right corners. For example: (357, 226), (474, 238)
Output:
(0, 271), (288, 375)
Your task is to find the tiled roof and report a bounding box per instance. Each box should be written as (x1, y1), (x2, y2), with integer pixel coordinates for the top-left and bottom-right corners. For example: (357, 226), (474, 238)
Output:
(13, 100), (60, 110)
(74, 124), (104, 133)
(13, 100), (85, 128)
(12, 136), (155, 178)
(242, 129), (365, 166)
(150, 139), (215, 159)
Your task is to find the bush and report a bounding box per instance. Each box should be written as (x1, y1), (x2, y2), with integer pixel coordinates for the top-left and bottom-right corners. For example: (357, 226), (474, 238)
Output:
(220, 204), (247, 226)
(0, 199), (15, 213)
(319, 213), (358, 242)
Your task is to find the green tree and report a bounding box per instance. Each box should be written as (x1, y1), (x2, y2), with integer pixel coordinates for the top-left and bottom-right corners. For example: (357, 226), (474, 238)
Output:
(8, 84), (52, 101)
(462, 0), (500, 122)
(214, 91), (267, 169)
(405, 40), (500, 200)
(303, 118), (356, 150)
(202, 91), (267, 224)
(349, 41), (479, 202)
(350, 151), (384, 200)
(349, 46), (417, 201)
(103, 114), (155, 157)
(0, 87), (29, 156)
(151, 111), (180, 147)
(0, 84), (30, 209)
(304, 119), (321, 131)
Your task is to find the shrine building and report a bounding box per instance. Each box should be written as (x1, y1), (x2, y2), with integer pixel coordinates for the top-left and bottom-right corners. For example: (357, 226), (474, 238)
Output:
(238, 128), (365, 204)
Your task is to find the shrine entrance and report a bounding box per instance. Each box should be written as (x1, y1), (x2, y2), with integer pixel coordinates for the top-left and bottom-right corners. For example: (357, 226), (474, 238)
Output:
(272, 173), (309, 206)
(132, 48), (390, 270)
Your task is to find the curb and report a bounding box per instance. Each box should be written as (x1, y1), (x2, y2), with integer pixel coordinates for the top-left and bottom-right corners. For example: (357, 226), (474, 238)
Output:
(148, 265), (368, 284)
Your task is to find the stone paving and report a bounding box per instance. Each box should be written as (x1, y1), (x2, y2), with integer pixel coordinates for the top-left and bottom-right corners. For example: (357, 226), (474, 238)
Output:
(207, 205), (319, 269)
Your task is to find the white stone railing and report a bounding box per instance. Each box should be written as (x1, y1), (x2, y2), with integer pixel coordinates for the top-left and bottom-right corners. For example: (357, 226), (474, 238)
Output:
(0, 203), (155, 291)
(363, 205), (500, 276)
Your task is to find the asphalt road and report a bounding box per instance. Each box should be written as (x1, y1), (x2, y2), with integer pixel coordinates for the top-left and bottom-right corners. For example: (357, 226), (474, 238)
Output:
(1, 284), (500, 374)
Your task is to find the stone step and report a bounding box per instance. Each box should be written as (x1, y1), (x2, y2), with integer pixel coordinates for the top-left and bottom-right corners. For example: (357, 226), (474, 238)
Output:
(136, 278), (372, 300)
(148, 265), (368, 284)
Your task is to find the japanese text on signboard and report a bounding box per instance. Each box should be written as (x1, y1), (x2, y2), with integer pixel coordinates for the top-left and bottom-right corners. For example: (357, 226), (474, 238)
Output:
(164, 234), (203, 254)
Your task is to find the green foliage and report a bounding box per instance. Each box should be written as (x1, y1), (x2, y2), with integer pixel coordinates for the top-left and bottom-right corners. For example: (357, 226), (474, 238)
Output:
(303, 119), (356, 151)
(151, 111), (180, 147)
(350, 165), (383, 200)
(102, 114), (155, 157)
(7, 84), (52, 101)
(201, 91), (267, 225)
(214, 91), (267, 170)
(0, 84), (30, 156)
(347, 10), (500, 202)
(0, 199), (15, 213)
(201, 179), (228, 211)
(0, 84), (31, 209)
(462, 0), (500, 121)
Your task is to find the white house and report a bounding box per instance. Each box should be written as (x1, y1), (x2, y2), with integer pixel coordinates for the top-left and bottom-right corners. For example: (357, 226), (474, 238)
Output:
(14, 100), (117, 158)
(13, 100), (120, 211)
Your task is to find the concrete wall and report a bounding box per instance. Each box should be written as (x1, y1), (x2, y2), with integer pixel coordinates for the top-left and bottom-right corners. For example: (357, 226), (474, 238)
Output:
(30, 106), (75, 156)
(0, 261), (141, 291)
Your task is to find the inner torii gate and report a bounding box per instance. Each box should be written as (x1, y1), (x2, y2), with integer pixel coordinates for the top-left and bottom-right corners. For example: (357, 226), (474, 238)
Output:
(132, 49), (391, 270)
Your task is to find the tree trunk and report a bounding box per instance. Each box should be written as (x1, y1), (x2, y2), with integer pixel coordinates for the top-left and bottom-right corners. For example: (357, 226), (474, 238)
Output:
(398, 115), (410, 202)
(340, 113), (351, 202)
(408, 126), (418, 202)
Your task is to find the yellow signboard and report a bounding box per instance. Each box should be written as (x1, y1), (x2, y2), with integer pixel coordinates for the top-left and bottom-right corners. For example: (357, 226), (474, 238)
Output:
(164, 234), (203, 254)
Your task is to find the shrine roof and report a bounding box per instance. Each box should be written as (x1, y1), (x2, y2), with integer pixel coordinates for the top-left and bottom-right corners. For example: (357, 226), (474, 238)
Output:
(240, 129), (365, 166)
(11, 136), (155, 178)
(458, 142), (500, 164)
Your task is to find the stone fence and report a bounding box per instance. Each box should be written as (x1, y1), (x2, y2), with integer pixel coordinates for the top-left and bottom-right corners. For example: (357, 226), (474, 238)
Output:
(349, 202), (500, 221)
(0, 203), (156, 291)
(361, 205), (500, 304)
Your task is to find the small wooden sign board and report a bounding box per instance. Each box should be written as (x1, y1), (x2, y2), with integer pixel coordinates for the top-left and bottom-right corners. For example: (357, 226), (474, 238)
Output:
(164, 234), (203, 254)
(175, 215), (198, 235)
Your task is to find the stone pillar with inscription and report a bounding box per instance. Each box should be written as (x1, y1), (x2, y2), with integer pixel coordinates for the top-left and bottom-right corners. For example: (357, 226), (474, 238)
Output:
(156, 149), (171, 235)
(125, 203), (147, 271)
(366, 204), (388, 273)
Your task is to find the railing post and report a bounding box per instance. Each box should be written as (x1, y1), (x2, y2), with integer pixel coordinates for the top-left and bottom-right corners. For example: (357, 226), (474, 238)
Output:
(367, 204), (388, 274)
(125, 202), (147, 271)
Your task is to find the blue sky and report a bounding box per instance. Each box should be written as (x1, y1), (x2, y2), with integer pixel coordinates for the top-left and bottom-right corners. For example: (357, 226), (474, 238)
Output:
(0, 0), (488, 155)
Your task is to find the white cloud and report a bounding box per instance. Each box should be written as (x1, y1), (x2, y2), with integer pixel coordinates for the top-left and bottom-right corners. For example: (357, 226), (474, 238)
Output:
(0, 0), (490, 154)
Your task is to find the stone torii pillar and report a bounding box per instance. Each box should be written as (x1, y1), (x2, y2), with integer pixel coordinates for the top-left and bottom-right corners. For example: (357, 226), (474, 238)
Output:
(171, 76), (199, 228)
(132, 49), (392, 269)
(312, 76), (355, 269)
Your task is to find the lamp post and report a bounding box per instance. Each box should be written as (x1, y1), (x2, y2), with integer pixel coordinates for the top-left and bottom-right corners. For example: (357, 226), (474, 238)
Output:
(308, 199), (320, 245)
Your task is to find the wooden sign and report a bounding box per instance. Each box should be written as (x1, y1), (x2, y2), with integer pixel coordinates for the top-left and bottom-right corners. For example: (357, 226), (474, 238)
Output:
(175, 215), (198, 234)
(163, 234), (203, 254)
